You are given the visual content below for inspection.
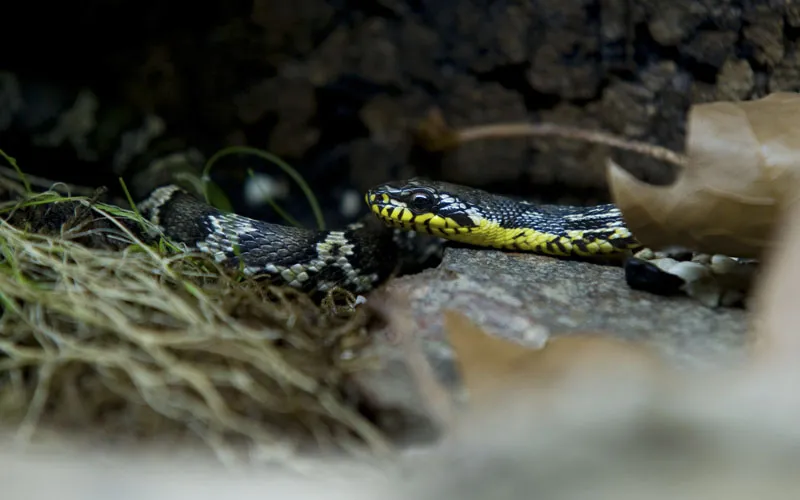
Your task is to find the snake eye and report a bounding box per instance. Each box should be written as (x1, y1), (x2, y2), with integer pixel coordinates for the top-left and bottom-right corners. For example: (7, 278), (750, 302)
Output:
(409, 191), (434, 210)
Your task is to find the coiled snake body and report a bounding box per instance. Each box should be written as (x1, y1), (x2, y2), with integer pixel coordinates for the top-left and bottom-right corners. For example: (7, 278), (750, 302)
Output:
(138, 179), (642, 295)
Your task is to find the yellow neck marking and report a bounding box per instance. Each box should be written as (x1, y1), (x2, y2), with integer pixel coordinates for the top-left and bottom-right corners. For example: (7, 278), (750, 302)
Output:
(370, 203), (638, 257)
(442, 219), (636, 257)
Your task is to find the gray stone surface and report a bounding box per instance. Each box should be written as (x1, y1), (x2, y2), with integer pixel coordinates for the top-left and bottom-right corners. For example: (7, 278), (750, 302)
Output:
(355, 247), (749, 439)
(397, 247), (746, 363)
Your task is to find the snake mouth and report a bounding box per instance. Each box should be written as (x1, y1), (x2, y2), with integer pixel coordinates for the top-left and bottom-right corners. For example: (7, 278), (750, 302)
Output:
(365, 191), (414, 227)
(364, 190), (477, 237)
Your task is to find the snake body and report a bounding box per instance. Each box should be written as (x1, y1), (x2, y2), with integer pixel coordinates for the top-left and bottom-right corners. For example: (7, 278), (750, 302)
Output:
(137, 185), (402, 294)
(138, 179), (642, 295)
(366, 179), (642, 257)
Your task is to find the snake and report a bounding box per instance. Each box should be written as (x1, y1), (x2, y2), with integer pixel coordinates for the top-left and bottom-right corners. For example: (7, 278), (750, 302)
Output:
(366, 179), (641, 257)
(136, 178), (643, 295)
(0, 72), (645, 295)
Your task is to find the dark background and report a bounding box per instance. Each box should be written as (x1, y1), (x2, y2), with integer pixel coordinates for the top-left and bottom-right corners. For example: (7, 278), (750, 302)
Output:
(0, 0), (794, 227)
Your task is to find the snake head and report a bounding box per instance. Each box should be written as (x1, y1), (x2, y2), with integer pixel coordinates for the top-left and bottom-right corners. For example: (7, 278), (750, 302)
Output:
(365, 178), (480, 236)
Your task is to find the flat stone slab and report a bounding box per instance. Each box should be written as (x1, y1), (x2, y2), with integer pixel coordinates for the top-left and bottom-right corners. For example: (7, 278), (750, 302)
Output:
(355, 248), (749, 439)
(390, 248), (747, 364)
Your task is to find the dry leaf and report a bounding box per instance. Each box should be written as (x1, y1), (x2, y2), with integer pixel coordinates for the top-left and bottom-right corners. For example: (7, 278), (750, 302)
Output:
(608, 92), (800, 259)
(749, 196), (800, 362)
(443, 310), (665, 409)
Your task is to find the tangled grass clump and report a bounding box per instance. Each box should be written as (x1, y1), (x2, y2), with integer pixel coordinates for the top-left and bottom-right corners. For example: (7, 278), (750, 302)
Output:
(0, 187), (389, 464)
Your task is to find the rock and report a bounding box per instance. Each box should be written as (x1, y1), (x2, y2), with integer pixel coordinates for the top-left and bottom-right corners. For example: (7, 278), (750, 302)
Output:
(233, 76), (320, 159)
(352, 18), (403, 87)
(647, 5), (694, 46)
(427, 0), (536, 73)
(359, 94), (410, 147)
(402, 247), (747, 365)
(690, 81), (719, 103)
(600, 81), (656, 137)
(306, 27), (349, 87)
(716, 58), (754, 101)
(439, 76), (529, 186)
(251, 0), (334, 57)
(354, 247), (749, 439)
(398, 21), (441, 86)
(743, 11), (785, 67)
(769, 51), (800, 93)
(680, 30), (738, 68)
(788, 4), (800, 27)
(527, 103), (609, 190)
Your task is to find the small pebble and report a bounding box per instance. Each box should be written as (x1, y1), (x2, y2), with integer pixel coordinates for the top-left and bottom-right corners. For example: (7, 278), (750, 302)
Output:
(666, 250), (694, 261)
(667, 261), (712, 283)
(710, 254), (739, 275)
(666, 261), (720, 308)
(691, 253), (712, 265)
(684, 278), (722, 308)
(720, 289), (746, 308)
(653, 246), (693, 260)
(647, 257), (679, 273)
(632, 247), (754, 309)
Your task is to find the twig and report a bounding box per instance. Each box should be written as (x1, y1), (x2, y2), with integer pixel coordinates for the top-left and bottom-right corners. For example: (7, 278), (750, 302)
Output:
(455, 122), (688, 167)
(415, 110), (688, 167)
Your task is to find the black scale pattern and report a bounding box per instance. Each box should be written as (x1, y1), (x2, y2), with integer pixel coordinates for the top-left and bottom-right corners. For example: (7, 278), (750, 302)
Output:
(138, 187), (405, 294)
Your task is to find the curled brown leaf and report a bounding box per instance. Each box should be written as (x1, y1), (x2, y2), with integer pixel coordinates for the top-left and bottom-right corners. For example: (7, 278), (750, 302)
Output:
(749, 196), (800, 363)
(608, 92), (800, 259)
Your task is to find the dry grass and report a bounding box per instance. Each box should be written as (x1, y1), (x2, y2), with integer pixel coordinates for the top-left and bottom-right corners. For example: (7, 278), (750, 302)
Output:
(0, 183), (390, 466)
